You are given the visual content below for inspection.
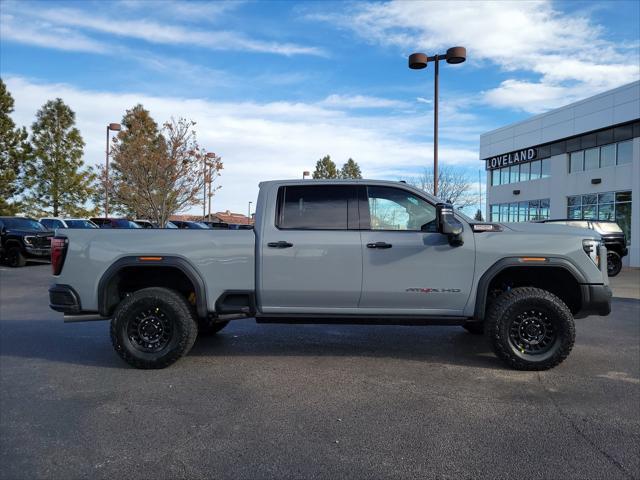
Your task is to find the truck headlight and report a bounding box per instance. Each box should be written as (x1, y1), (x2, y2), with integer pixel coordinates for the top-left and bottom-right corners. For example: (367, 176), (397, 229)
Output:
(582, 239), (602, 268)
(24, 236), (33, 245)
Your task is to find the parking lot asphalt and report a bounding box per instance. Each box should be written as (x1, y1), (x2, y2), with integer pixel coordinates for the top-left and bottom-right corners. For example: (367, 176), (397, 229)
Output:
(1, 264), (639, 480)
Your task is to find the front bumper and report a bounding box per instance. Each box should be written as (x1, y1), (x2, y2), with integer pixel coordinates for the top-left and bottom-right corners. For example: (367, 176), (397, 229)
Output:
(25, 246), (51, 258)
(576, 284), (612, 318)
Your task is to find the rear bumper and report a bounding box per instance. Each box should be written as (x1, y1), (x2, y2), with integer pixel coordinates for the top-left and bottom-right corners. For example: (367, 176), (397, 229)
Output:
(49, 284), (81, 313)
(576, 284), (612, 318)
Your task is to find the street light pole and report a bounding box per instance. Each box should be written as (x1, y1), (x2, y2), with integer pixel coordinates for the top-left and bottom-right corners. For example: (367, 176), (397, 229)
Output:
(248, 201), (253, 223)
(409, 46), (466, 198)
(105, 123), (121, 217)
(203, 152), (216, 221)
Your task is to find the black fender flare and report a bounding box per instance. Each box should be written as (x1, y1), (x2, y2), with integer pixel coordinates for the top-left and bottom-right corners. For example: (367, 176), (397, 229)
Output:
(473, 257), (588, 321)
(97, 256), (208, 318)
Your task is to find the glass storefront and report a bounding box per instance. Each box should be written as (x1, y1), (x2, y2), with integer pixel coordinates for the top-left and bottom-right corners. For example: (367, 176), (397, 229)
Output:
(490, 199), (550, 222)
(567, 190), (632, 244)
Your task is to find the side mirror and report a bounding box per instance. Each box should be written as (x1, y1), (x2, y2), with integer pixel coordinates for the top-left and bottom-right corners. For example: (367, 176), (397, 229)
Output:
(436, 203), (464, 246)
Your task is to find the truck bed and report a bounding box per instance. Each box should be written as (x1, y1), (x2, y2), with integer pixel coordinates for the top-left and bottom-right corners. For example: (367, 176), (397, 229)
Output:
(54, 229), (255, 313)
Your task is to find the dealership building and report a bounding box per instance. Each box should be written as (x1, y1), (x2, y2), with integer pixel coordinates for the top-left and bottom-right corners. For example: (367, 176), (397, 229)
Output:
(480, 81), (640, 267)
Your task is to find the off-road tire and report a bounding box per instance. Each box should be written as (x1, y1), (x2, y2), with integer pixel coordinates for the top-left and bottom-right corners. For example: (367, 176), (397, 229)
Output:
(197, 319), (230, 336)
(485, 287), (575, 371)
(607, 251), (622, 277)
(110, 287), (198, 369)
(462, 322), (484, 335)
(7, 247), (26, 268)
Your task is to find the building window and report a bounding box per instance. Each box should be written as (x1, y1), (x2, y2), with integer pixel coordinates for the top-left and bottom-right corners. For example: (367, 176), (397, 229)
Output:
(569, 138), (634, 173)
(617, 140), (632, 165)
(567, 190), (632, 244)
(489, 199), (551, 222)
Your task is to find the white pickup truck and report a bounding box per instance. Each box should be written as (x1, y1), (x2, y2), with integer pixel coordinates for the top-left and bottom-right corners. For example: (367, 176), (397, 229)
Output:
(49, 180), (611, 370)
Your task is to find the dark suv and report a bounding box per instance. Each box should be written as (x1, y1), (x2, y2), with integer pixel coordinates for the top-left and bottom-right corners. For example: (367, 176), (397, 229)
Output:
(0, 217), (53, 267)
(539, 219), (628, 276)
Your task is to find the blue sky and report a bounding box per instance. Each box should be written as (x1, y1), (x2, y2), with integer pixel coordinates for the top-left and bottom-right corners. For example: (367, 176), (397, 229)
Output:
(1, 0), (639, 215)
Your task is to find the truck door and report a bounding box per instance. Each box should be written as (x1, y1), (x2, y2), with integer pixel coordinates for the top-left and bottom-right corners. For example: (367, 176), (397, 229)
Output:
(260, 184), (362, 313)
(359, 185), (474, 315)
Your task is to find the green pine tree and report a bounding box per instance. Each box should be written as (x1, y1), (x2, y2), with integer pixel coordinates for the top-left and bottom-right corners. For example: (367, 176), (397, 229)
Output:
(340, 158), (362, 179)
(474, 209), (484, 221)
(24, 98), (96, 217)
(0, 78), (32, 215)
(312, 155), (338, 179)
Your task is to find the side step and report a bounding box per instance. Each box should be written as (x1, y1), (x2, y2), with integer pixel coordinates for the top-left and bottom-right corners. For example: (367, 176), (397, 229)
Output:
(255, 316), (469, 326)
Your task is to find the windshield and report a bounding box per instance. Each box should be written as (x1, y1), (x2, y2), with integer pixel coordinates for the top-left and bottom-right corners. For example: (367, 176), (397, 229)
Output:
(165, 222), (178, 229)
(3, 218), (47, 231)
(112, 219), (141, 229)
(190, 222), (210, 229)
(66, 220), (98, 229)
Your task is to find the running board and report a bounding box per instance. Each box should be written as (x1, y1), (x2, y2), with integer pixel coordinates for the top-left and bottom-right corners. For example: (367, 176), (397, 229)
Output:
(255, 316), (469, 326)
(63, 314), (110, 323)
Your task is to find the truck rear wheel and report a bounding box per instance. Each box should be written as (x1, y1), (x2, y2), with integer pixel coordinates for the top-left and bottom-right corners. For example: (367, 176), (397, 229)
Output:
(607, 251), (622, 277)
(110, 287), (198, 369)
(485, 287), (575, 371)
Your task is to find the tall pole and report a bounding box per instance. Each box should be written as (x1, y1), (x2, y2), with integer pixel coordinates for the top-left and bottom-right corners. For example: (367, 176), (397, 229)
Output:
(478, 169), (482, 220)
(207, 162), (212, 219)
(433, 56), (439, 198)
(248, 201), (252, 222)
(105, 126), (110, 217)
(203, 157), (207, 221)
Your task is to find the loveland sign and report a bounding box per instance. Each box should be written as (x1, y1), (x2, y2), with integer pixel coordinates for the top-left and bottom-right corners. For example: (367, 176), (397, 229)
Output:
(485, 148), (537, 170)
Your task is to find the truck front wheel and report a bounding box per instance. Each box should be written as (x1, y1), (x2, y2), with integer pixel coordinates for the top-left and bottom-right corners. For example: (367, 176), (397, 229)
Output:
(607, 251), (622, 277)
(485, 287), (575, 371)
(110, 287), (198, 369)
(7, 247), (26, 268)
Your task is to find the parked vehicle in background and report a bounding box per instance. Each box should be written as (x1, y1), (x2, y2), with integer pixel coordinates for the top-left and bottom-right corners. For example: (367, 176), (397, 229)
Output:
(40, 218), (98, 229)
(133, 219), (180, 229)
(203, 221), (252, 230)
(171, 220), (210, 229)
(50, 180), (611, 371)
(0, 216), (53, 267)
(90, 218), (141, 229)
(538, 219), (628, 276)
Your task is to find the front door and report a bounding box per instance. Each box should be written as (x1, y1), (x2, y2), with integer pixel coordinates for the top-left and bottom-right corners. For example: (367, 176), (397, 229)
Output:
(359, 185), (475, 315)
(260, 184), (362, 314)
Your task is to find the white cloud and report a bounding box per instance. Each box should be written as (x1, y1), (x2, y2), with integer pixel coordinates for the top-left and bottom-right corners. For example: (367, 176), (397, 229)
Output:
(16, 7), (326, 57)
(314, 0), (640, 113)
(0, 13), (108, 54)
(321, 94), (409, 109)
(5, 76), (481, 214)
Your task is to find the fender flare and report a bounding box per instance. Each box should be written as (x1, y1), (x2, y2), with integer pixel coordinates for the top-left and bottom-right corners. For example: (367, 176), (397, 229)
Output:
(473, 257), (587, 320)
(97, 256), (208, 318)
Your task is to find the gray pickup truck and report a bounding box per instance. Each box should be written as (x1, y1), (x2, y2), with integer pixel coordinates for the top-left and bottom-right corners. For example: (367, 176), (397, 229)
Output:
(49, 180), (611, 370)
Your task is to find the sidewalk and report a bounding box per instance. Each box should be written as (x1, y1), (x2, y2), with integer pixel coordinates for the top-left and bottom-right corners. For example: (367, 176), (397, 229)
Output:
(610, 267), (640, 300)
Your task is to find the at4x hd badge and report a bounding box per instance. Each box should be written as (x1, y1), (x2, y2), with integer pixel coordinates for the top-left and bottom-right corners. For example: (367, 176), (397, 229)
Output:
(405, 288), (461, 293)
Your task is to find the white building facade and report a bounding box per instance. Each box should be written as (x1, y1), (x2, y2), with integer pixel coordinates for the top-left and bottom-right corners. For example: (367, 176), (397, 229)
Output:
(480, 81), (640, 267)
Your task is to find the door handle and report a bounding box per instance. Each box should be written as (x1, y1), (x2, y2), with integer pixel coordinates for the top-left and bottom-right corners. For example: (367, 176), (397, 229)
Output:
(366, 242), (392, 249)
(268, 241), (294, 248)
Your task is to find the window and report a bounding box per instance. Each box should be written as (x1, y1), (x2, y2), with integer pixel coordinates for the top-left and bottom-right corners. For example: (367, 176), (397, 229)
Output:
(541, 158), (551, 178)
(509, 165), (519, 183)
(600, 144), (616, 168)
(567, 190), (632, 244)
(367, 186), (436, 231)
(500, 167), (509, 185)
(617, 140), (632, 165)
(492, 169), (500, 186)
(278, 185), (353, 230)
(529, 160), (541, 180)
(584, 148), (599, 170)
(570, 151), (584, 172)
(519, 162), (530, 182)
(489, 198), (550, 222)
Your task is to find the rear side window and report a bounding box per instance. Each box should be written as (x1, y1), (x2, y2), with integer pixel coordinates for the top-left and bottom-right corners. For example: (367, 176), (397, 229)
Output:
(277, 185), (355, 230)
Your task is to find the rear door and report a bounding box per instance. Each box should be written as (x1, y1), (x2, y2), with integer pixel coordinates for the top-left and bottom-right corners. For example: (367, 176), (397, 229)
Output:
(260, 184), (362, 313)
(359, 185), (475, 315)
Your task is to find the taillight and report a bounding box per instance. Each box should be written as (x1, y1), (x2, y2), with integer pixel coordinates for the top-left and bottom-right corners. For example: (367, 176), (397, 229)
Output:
(51, 236), (68, 275)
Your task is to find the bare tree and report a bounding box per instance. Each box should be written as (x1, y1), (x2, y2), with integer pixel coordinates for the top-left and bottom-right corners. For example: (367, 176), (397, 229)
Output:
(110, 105), (222, 226)
(403, 166), (475, 209)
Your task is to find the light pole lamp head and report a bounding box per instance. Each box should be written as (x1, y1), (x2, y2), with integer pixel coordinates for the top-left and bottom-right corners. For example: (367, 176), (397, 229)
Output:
(108, 123), (121, 131)
(445, 46), (466, 64)
(408, 52), (428, 69)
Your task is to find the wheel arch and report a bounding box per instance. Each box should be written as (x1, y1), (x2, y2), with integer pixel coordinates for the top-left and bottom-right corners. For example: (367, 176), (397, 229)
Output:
(473, 257), (587, 321)
(98, 256), (208, 318)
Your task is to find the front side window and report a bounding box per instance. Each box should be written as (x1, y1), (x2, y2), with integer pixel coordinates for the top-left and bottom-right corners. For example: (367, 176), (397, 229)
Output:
(278, 185), (352, 230)
(367, 186), (436, 231)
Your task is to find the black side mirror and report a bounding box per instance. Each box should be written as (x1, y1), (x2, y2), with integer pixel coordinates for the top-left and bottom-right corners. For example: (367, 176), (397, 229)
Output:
(436, 203), (464, 246)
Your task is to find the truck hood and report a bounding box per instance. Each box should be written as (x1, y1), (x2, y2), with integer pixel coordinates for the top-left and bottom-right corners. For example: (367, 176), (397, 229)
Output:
(499, 222), (599, 239)
(6, 229), (54, 237)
